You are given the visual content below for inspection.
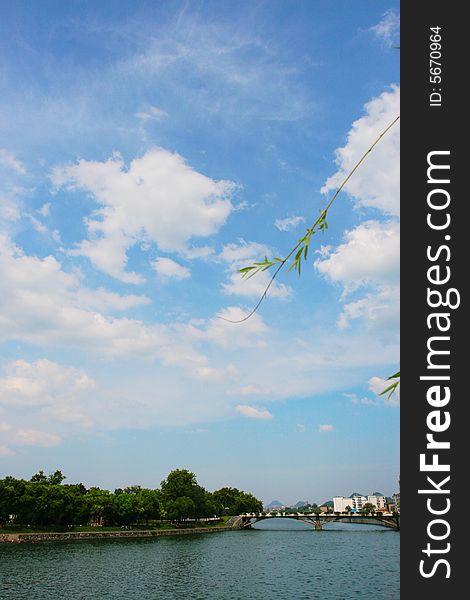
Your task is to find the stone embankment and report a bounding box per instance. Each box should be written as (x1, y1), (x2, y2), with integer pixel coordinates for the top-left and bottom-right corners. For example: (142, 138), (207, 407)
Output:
(0, 524), (240, 544)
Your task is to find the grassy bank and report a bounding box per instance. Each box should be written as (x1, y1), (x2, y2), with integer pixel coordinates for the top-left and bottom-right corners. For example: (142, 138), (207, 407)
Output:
(1, 516), (231, 535)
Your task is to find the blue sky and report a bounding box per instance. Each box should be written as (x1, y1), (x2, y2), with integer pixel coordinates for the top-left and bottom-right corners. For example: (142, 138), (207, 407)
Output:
(0, 1), (399, 505)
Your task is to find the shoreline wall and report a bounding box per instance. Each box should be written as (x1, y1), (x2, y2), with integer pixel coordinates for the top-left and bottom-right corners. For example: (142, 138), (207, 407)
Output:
(0, 526), (236, 544)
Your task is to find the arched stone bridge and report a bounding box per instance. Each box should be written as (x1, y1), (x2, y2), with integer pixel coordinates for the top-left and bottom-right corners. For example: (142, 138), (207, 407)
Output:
(236, 512), (400, 531)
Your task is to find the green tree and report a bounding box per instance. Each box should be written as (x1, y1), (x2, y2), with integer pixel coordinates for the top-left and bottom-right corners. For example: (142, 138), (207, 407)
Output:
(85, 487), (114, 526)
(361, 502), (375, 516)
(161, 469), (207, 519)
(30, 470), (48, 483)
(165, 496), (196, 522)
(138, 488), (162, 524)
(0, 476), (26, 524)
(212, 487), (263, 515)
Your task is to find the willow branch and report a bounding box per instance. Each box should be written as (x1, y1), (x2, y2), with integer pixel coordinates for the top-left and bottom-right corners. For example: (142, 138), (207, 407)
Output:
(220, 114), (400, 324)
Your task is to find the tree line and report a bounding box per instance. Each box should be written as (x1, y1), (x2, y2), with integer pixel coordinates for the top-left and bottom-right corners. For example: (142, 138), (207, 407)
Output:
(0, 469), (263, 528)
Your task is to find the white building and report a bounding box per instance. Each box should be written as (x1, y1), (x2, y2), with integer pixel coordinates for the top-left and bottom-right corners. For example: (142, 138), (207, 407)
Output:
(333, 494), (387, 513)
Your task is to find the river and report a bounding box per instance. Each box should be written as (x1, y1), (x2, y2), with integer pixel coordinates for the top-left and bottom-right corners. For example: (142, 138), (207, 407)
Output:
(0, 520), (399, 599)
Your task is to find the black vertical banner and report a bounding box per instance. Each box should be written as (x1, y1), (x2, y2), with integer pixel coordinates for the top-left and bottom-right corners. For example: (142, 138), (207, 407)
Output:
(401, 4), (465, 596)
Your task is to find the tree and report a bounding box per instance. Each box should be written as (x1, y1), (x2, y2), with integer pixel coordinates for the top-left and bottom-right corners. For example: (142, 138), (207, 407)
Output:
(85, 487), (114, 526)
(30, 471), (48, 483)
(165, 496), (195, 522)
(362, 502), (375, 516)
(160, 469), (207, 519)
(212, 487), (263, 515)
(345, 505), (352, 515)
(138, 488), (162, 524)
(30, 469), (66, 485)
(0, 476), (26, 525)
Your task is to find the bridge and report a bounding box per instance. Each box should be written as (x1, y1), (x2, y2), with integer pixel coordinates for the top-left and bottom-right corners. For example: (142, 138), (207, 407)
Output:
(234, 512), (400, 531)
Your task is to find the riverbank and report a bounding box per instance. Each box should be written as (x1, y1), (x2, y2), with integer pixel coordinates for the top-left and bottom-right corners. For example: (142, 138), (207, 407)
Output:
(0, 524), (237, 544)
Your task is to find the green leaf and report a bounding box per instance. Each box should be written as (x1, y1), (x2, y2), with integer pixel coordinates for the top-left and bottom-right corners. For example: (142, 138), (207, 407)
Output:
(378, 381), (400, 399)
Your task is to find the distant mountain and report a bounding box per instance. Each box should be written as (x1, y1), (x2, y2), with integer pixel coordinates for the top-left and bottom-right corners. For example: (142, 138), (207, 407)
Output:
(265, 500), (284, 509)
(348, 491), (384, 498)
(294, 500), (309, 508)
(321, 500), (334, 507)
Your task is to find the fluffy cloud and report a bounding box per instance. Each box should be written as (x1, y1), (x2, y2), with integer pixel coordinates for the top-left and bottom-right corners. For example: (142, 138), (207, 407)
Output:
(315, 221), (399, 293)
(219, 239), (292, 299)
(236, 405), (273, 420)
(0, 422), (62, 450)
(337, 285), (399, 330)
(0, 359), (96, 432)
(317, 88), (400, 334)
(275, 216), (305, 231)
(0, 234), (208, 370)
(0, 358), (94, 402)
(315, 219), (399, 331)
(321, 86), (400, 216)
(153, 257), (190, 280)
(199, 306), (268, 348)
(369, 375), (400, 407)
(12, 429), (62, 447)
(52, 149), (235, 282)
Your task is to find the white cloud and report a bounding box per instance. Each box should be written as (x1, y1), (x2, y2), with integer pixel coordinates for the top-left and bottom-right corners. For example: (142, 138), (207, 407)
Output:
(317, 88), (400, 334)
(191, 306), (268, 348)
(52, 149), (235, 282)
(315, 221), (399, 293)
(191, 364), (237, 382)
(0, 149), (26, 175)
(219, 240), (272, 264)
(344, 392), (377, 406)
(74, 288), (151, 312)
(0, 445), (15, 457)
(13, 429), (62, 447)
(1, 421), (62, 448)
(370, 10), (400, 46)
(315, 221), (399, 332)
(368, 375), (400, 407)
(0, 359), (96, 427)
(275, 216), (305, 231)
(321, 86), (400, 216)
(123, 16), (313, 123)
(219, 239), (292, 300)
(153, 257), (190, 280)
(319, 424), (334, 432)
(223, 270), (291, 299)
(38, 203), (51, 217)
(0, 234), (207, 369)
(181, 246), (214, 260)
(236, 405), (273, 420)
(0, 150), (27, 225)
(296, 424), (306, 433)
(136, 105), (168, 121)
(337, 285), (399, 331)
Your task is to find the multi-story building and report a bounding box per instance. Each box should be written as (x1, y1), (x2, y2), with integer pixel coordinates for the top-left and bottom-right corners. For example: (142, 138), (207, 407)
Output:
(333, 494), (387, 513)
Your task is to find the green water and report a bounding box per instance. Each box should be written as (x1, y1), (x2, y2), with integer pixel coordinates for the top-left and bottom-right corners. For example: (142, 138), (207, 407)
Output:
(0, 521), (399, 599)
